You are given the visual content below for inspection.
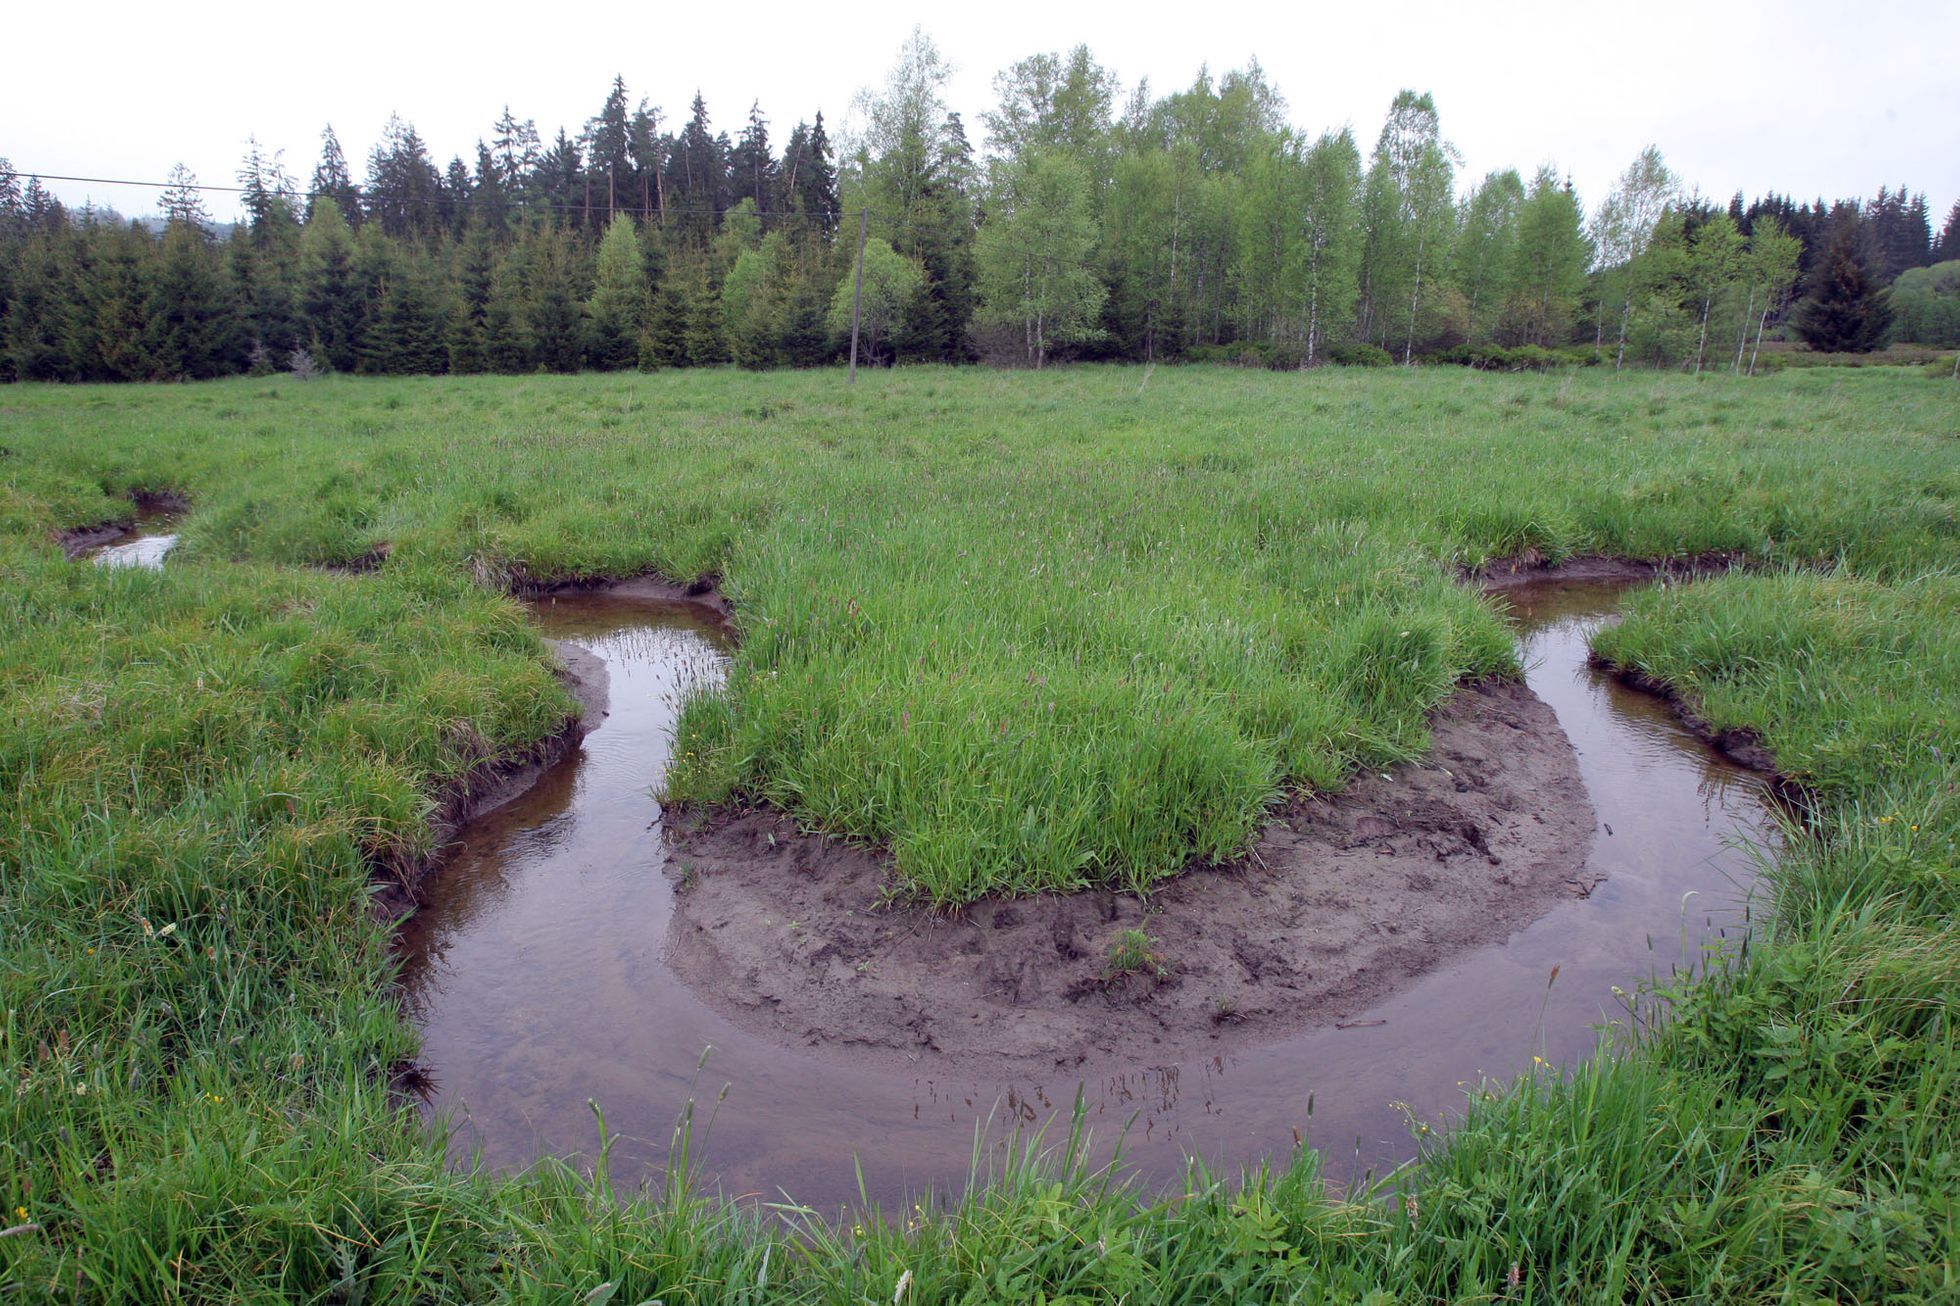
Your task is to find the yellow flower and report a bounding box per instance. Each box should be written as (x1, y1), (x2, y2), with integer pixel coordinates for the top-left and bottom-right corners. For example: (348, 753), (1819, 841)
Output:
(13, 1206), (26, 1220)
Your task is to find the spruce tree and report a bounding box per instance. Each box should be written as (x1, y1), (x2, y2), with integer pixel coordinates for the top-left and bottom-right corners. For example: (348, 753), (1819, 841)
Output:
(1794, 225), (1893, 352)
(664, 94), (728, 242)
(298, 198), (364, 370)
(359, 268), (449, 374)
(448, 232), (498, 372)
(797, 112), (840, 235)
(641, 272), (693, 367)
(1933, 200), (1960, 263)
(584, 214), (645, 369)
(524, 229), (586, 371)
(729, 103), (779, 217)
(310, 126), (363, 226)
(685, 268), (729, 365)
(142, 221), (234, 379)
(480, 254), (534, 372)
(587, 76), (636, 223)
(84, 225), (152, 380)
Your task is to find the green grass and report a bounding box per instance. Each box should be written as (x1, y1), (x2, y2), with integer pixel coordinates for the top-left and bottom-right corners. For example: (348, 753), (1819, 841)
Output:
(2, 363), (1957, 1299)
(6, 365), (1955, 905)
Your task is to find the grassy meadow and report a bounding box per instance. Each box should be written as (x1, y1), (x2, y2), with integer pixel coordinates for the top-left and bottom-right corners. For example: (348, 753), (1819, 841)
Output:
(2, 363), (1957, 1299)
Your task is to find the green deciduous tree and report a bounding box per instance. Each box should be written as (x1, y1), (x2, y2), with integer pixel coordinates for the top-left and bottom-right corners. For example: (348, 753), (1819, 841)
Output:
(1590, 146), (1677, 368)
(1737, 216), (1802, 372)
(1685, 213), (1744, 372)
(1451, 170), (1524, 346)
(1886, 260), (1960, 347)
(976, 152), (1105, 367)
(826, 237), (922, 365)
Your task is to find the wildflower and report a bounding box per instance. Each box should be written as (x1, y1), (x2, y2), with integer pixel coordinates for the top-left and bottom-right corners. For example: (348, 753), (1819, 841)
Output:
(14, 1206), (26, 1220)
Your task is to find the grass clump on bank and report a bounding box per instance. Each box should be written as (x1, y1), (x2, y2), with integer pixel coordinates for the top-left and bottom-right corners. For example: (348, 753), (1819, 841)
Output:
(1, 363), (1957, 1297)
(4, 364), (1954, 905)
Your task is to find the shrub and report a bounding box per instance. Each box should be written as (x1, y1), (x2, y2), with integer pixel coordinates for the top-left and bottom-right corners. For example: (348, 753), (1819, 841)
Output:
(1427, 343), (1600, 371)
(1328, 342), (1394, 367)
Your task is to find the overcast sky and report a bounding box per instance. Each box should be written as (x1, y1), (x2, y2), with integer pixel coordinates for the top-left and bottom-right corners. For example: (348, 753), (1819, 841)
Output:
(9, 0), (1956, 228)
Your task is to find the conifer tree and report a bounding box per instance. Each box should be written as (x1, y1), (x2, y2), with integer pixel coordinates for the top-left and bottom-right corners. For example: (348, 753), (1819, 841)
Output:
(480, 250), (533, 371)
(524, 228), (586, 371)
(366, 114), (443, 238)
(2, 235), (69, 380)
(84, 225), (153, 380)
(159, 164), (212, 231)
(782, 115), (840, 237)
(298, 198), (364, 370)
(664, 94), (728, 242)
(587, 76), (636, 222)
(685, 267), (729, 365)
(1794, 224), (1893, 352)
(641, 269), (693, 367)
(143, 221), (234, 378)
(585, 214), (646, 368)
(1934, 200), (1960, 262)
(729, 103), (780, 218)
(358, 265), (449, 374)
(310, 126), (363, 226)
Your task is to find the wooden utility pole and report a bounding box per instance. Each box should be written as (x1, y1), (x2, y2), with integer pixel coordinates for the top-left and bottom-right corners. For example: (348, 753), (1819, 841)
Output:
(848, 207), (869, 384)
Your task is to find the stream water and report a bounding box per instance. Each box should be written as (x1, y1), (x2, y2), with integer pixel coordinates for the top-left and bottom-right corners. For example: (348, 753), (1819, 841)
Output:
(91, 518), (178, 568)
(397, 580), (1779, 1210)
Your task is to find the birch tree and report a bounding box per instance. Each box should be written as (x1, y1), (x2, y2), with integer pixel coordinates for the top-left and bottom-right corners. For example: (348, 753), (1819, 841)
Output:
(1589, 146), (1676, 367)
(975, 152), (1105, 367)
(1294, 129), (1363, 365)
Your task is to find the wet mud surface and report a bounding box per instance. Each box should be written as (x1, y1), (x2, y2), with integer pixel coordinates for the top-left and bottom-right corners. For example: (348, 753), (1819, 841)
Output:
(664, 675), (1596, 1070)
(400, 575), (1780, 1208)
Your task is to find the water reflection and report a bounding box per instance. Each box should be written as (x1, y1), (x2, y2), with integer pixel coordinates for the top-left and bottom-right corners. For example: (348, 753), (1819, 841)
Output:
(403, 581), (1779, 1209)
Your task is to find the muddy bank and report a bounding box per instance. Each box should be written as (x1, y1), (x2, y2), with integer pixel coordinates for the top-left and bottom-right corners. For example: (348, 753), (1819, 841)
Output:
(375, 569), (733, 921)
(1590, 658), (1813, 818)
(369, 638), (610, 924)
(1470, 549), (1742, 591)
(662, 674), (1597, 1072)
(506, 567), (735, 622)
(57, 489), (191, 557)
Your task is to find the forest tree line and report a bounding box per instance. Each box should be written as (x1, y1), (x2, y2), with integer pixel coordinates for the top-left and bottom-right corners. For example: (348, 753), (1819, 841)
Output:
(4, 32), (1956, 383)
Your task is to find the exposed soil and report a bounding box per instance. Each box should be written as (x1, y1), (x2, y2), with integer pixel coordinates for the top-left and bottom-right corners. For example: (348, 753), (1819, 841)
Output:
(56, 489), (192, 557)
(509, 568), (735, 622)
(1469, 549), (1743, 591)
(660, 675), (1598, 1072)
(388, 557), (1796, 1083)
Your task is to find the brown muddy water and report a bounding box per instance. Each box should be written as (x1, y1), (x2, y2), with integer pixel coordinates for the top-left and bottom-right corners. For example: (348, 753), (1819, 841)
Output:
(398, 580), (1779, 1211)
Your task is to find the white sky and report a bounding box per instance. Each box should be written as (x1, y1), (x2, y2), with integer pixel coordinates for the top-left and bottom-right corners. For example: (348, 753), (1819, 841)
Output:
(8, 0), (1957, 228)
